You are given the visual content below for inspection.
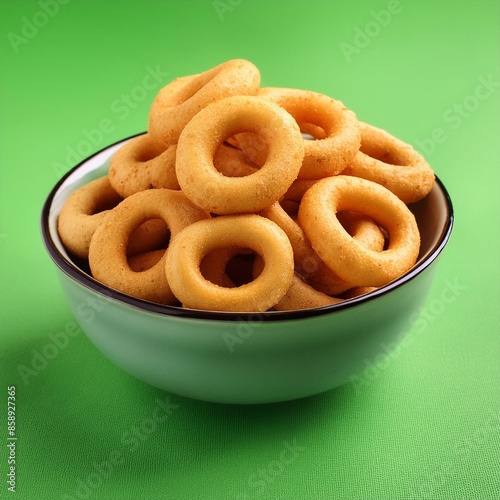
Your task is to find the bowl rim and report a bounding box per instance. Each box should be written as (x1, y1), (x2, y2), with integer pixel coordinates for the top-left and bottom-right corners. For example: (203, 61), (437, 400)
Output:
(40, 133), (454, 322)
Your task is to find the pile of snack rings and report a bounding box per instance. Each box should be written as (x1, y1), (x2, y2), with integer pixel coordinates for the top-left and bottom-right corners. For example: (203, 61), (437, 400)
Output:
(57, 59), (435, 312)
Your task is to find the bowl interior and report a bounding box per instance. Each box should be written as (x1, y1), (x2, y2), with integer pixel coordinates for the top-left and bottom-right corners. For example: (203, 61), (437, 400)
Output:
(42, 134), (454, 321)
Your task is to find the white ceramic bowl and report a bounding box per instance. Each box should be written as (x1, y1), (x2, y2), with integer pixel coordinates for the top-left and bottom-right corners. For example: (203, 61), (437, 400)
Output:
(41, 135), (454, 404)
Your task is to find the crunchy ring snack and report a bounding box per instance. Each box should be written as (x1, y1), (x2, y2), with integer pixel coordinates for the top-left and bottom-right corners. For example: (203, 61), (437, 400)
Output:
(274, 274), (343, 311)
(89, 189), (210, 304)
(109, 134), (179, 197)
(299, 122), (327, 140)
(338, 211), (386, 247)
(251, 256), (342, 311)
(235, 87), (361, 179)
(128, 249), (165, 272)
(57, 174), (172, 259)
(298, 176), (420, 287)
(58, 176), (122, 258)
(57, 58), (435, 312)
(259, 201), (343, 291)
(340, 286), (378, 299)
(165, 215), (294, 312)
(148, 59), (261, 148)
(175, 95), (305, 214)
(304, 211), (386, 294)
(283, 179), (318, 203)
(213, 143), (258, 177)
(342, 122), (435, 203)
(126, 219), (170, 257)
(260, 202), (385, 295)
(200, 246), (253, 288)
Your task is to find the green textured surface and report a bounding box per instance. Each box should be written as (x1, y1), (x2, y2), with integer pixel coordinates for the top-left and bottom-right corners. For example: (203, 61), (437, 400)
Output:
(1, 0), (499, 499)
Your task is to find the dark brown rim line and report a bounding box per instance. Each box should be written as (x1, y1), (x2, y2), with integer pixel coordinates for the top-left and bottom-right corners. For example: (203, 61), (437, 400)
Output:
(40, 133), (454, 323)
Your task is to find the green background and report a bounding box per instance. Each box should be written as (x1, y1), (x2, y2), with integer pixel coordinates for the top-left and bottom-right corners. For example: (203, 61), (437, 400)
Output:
(1, 0), (499, 499)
